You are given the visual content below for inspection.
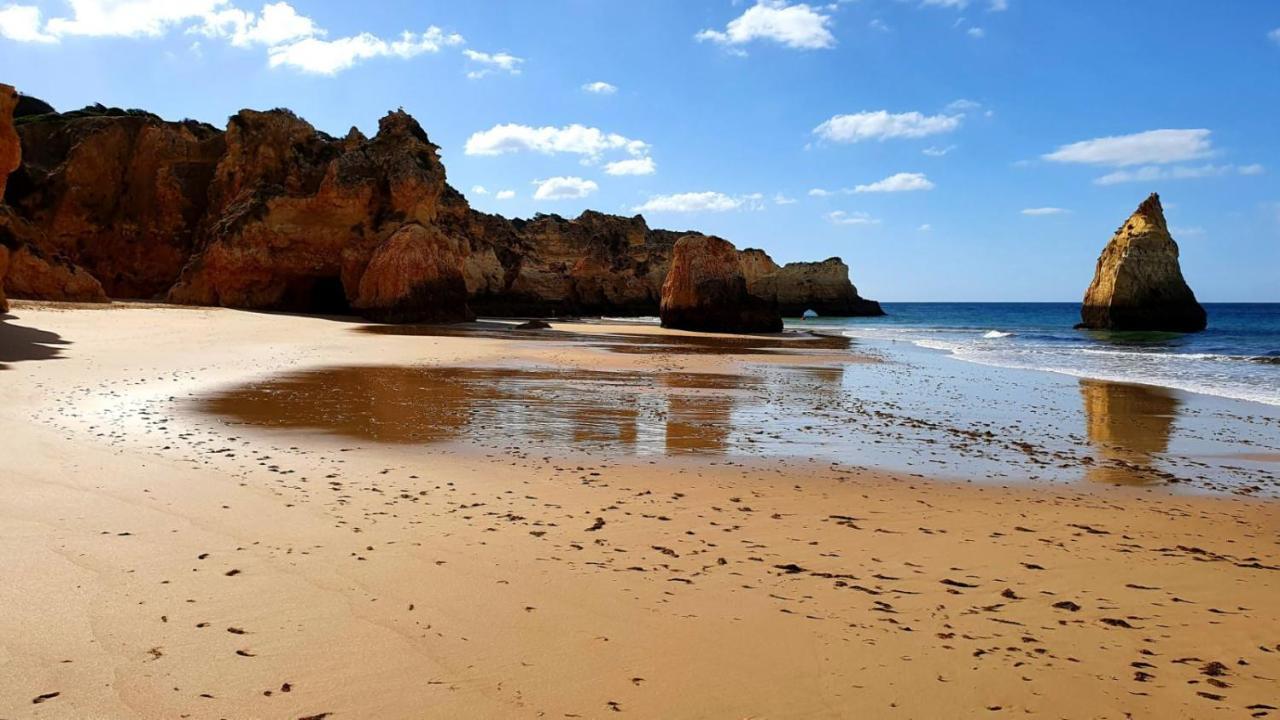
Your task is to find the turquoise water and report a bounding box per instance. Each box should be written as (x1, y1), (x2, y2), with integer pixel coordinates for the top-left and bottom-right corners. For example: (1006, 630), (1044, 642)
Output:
(795, 303), (1280, 407)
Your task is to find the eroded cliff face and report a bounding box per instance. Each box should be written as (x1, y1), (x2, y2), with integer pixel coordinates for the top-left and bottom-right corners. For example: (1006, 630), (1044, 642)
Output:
(8, 104), (224, 298)
(6, 94), (881, 323)
(740, 250), (883, 317)
(0, 84), (18, 202)
(0, 83), (18, 312)
(1079, 193), (1206, 332)
(465, 211), (687, 317)
(167, 109), (472, 317)
(660, 235), (782, 333)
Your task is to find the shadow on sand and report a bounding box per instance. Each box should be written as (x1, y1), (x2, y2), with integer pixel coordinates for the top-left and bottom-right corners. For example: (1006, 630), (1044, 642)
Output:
(0, 314), (70, 369)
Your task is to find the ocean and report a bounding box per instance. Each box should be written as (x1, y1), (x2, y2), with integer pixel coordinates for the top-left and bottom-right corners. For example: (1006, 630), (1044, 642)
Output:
(796, 303), (1280, 407)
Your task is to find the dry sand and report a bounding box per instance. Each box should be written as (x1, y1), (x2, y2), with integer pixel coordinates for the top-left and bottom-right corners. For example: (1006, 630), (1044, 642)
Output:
(0, 302), (1277, 719)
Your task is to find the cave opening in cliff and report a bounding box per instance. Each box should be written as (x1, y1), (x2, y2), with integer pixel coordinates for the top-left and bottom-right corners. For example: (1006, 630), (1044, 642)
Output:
(280, 275), (352, 316)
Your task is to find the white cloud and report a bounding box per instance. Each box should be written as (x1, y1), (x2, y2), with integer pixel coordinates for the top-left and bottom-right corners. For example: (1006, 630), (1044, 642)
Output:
(495, 190), (516, 200)
(989, 0), (1009, 10)
(814, 110), (963, 143)
(1043, 129), (1213, 167)
(465, 123), (649, 160)
(1093, 163), (1261, 186)
(634, 192), (746, 213)
(603, 157), (656, 176)
(532, 176), (598, 201)
(268, 28), (463, 74)
(774, 193), (797, 205)
(868, 18), (890, 32)
(921, 0), (967, 7)
(0, 4), (55, 42)
(463, 48), (523, 79)
(3, 1), (467, 75)
(471, 185), (489, 195)
(1021, 207), (1068, 216)
(1171, 226), (1206, 237)
(808, 188), (833, 197)
(923, 145), (957, 157)
(967, 27), (985, 38)
(202, 2), (317, 47)
(854, 172), (935, 193)
(918, 223), (933, 231)
(827, 210), (880, 226)
(44, 0), (225, 38)
(1269, 28), (1280, 45)
(696, 0), (835, 50)
(582, 81), (617, 95)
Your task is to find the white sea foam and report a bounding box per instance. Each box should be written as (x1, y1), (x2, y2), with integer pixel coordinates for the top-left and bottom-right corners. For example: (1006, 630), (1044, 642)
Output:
(841, 328), (1280, 407)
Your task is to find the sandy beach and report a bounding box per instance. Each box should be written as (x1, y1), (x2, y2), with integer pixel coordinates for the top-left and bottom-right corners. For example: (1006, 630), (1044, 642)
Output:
(0, 302), (1276, 719)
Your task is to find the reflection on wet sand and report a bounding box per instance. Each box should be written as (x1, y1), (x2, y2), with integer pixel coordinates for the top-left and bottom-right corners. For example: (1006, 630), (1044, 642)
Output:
(200, 366), (757, 455)
(361, 321), (854, 356)
(1080, 379), (1181, 485)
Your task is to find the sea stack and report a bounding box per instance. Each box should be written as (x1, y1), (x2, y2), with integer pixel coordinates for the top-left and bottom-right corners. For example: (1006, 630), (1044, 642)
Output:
(660, 235), (782, 333)
(1078, 193), (1206, 332)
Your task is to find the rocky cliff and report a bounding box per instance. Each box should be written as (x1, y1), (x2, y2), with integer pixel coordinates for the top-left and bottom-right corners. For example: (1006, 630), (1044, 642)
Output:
(4, 92), (882, 323)
(1079, 193), (1206, 332)
(0, 83), (17, 312)
(661, 235), (782, 333)
(8, 103), (224, 298)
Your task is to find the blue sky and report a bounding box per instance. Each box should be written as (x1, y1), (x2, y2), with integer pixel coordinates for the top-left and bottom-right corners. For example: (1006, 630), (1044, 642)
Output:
(2, 0), (1278, 301)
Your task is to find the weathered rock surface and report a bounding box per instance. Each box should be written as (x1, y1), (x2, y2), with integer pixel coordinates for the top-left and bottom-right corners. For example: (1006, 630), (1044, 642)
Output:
(1, 84), (18, 312)
(8, 104), (224, 298)
(0, 242), (8, 314)
(168, 109), (469, 315)
(0, 84), (19, 201)
(660, 235), (782, 333)
(1079, 193), (1206, 332)
(6, 93), (881, 322)
(1, 238), (107, 302)
(354, 223), (473, 323)
(741, 250), (883, 317)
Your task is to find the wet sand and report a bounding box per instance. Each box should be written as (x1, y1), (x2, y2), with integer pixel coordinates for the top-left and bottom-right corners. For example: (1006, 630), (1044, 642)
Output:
(1, 302), (1278, 719)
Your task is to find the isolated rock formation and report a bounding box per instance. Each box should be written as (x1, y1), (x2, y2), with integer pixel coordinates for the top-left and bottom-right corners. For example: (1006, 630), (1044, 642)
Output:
(354, 223), (474, 323)
(5, 92), (881, 322)
(741, 250), (883, 317)
(1079, 193), (1206, 332)
(660, 235), (782, 333)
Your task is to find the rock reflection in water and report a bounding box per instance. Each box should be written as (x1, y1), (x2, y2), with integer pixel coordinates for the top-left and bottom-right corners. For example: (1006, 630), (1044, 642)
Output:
(200, 366), (758, 454)
(1079, 379), (1181, 485)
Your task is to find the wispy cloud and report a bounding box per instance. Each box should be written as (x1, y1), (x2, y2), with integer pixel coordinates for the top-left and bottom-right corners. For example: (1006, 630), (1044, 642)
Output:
(465, 124), (649, 160)
(854, 172), (935, 193)
(814, 110), (963, 143)
(634, 191), (757, 213)
(826, 210), (881, 226)
(582, 81), (618, 95)
(603, 157), (657, 176)
(1021, 207), (1068, 216)
(1093, 163), (1263, 186)
(463, 49), (523, 79)
(1043, 129), (1213, 167)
